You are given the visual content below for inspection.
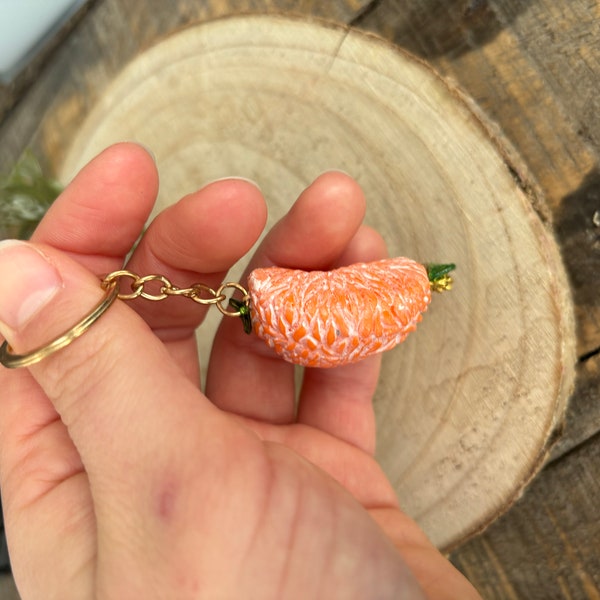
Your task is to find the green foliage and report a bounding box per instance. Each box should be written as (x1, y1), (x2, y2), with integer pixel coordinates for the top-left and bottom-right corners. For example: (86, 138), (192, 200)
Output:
(0, 151), (62, 240)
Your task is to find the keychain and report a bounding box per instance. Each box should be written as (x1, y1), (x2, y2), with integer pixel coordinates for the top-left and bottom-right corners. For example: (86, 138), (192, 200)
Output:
(0, 258), (454, 369)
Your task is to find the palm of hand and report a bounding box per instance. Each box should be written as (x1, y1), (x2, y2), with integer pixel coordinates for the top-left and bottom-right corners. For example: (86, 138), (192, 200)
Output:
(0, 145), (479, 599)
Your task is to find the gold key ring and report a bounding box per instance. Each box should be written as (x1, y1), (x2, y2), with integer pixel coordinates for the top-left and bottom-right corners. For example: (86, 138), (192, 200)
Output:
(0, 281), (120, 369)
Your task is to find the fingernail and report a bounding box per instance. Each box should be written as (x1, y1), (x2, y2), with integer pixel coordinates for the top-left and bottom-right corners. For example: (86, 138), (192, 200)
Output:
(202, 176), (261, 190)
(315, 169), (353, 180)
(0, 240), (62, 334)
(131, 142), (157, 163)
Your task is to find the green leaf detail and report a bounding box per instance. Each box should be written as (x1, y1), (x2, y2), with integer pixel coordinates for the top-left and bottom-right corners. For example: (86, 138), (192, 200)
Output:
(426, 263), (456, 293)
(0, 151), (63, 240)
(230, 298), (253, 335)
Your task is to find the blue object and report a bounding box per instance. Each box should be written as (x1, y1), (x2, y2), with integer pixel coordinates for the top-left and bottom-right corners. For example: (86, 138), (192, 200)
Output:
(0, 0), (87, 83)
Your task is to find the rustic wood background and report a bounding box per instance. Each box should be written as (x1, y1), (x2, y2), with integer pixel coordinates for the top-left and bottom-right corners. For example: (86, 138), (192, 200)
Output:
(0, 1), (599, 599)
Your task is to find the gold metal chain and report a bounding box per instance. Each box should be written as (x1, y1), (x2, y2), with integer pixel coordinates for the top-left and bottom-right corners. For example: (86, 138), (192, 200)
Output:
(101, 269), (252, 321)
(0, 270), (253, 369)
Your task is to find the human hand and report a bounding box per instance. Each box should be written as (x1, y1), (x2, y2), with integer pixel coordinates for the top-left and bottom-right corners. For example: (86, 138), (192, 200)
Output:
(0, 144), (481, 599)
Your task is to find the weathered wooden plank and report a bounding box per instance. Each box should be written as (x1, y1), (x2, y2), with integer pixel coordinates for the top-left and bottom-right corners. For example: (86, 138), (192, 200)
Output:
(0, 575), (19, 600)
(550, 354), (600, 461)
(550, 148), (600, 462)
(450, 434), (600, 600)
(355, 0), (600, 206)
(554, 170), (600, 358)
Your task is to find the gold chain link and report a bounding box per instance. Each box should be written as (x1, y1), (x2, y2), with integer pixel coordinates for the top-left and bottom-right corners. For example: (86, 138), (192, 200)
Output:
(0, 270), (253, 369)
(101, 270), (250, 317)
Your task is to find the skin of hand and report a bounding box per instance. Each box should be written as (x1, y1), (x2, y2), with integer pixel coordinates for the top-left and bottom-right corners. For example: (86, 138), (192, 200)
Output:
(0, 144), (481, 600)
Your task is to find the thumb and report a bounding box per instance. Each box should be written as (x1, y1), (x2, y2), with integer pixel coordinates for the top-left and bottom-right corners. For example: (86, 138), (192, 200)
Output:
(0, 241), (235, 544)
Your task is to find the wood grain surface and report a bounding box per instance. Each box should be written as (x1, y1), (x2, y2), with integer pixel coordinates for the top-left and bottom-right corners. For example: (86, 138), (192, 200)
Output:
(0, 1), (599, 599)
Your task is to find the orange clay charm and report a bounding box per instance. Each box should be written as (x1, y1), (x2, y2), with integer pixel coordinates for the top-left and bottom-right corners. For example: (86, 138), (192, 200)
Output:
(245, 259), (454, 368)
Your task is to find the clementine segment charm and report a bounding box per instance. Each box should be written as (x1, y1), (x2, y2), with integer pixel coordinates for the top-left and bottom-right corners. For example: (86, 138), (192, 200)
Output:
(248, 257), (434, 368)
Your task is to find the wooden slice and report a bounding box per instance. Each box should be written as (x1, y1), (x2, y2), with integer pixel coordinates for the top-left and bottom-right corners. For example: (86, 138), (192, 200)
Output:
(58, 15), (576, 550)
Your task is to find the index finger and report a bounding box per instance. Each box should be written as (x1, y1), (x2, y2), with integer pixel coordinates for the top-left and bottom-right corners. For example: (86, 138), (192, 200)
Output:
(32, 143), (159, 274)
